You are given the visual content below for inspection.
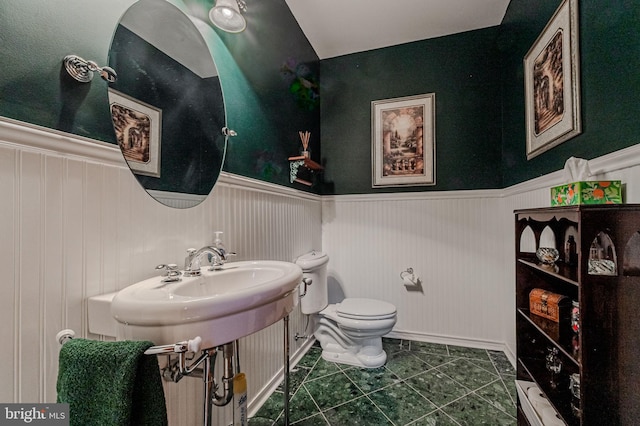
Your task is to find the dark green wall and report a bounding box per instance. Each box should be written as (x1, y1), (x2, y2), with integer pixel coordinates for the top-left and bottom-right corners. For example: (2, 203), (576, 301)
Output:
(321, 0), (640, 194)
(214, 0), (320, 186)
(500, 0), (640, 187)
(0, 0), (125, 142)
(320, 28), (503, 194)
(3, 1), (638, 196)
(0, 0), (320, 191)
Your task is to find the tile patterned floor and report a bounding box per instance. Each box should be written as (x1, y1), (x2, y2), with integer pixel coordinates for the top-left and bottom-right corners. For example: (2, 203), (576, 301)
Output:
(251, 339), (517, 425)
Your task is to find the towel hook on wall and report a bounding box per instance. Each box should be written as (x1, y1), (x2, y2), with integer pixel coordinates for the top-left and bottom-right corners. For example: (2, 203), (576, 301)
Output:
(56, 329), (76, 345)
(63, 55), (118, 83)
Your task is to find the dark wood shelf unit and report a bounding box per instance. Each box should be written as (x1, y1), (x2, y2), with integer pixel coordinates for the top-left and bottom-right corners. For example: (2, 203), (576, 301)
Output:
(515, 205), (640, 426)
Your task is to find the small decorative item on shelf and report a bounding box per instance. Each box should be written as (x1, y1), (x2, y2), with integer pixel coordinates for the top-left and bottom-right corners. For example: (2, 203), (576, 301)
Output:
(545, 347), (563, 389)
(564, 235), (578, 265)
(571, 301), (580, 333)
(299, 131), (311, 158)
(536, 247), (560, 264)
(551, 180), (622, 206)
(530, 288), (570, 322)
(288, 132), (323, 186)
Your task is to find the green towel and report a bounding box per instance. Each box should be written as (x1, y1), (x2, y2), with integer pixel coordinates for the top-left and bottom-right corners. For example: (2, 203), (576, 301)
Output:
(57, 339), (168, 426)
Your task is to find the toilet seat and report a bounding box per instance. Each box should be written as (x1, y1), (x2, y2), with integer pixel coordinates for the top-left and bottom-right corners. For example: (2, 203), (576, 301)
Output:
(336, 298), (396, 320)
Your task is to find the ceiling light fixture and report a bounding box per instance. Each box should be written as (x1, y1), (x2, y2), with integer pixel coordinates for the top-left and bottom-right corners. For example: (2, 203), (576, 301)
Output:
(209, 0), (247, 33)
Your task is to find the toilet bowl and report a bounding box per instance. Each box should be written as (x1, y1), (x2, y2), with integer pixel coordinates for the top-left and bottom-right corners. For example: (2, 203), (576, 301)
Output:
(295, 251), (397, 368)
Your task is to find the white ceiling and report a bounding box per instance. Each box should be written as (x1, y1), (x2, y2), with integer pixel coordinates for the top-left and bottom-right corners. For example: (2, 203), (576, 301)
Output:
(285, 0), (511, 59)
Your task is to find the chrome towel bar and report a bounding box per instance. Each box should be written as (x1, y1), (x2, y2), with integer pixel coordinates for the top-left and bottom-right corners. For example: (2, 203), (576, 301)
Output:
(56, 329), (202, 355)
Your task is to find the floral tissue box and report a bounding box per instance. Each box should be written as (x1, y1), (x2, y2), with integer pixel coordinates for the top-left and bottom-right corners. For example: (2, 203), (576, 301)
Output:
(551, 180), (622, 206)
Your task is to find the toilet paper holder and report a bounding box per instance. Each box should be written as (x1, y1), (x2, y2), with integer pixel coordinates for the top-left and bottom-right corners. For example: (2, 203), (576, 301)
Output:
(400, 268), (423, 292)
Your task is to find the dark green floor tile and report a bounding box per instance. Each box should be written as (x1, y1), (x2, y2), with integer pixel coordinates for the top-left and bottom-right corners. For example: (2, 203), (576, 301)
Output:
(411, 410), (461, 425)
(249, 416), (276, 425)
(382, 337), (407, 354)
(368, 382), (437, 425)
(323, 396), (392, 425)
(254, 390), (284, 422)
(437, 358), (498, 391)
(475, 379), (516, 416)
(410, 341), (449, 355)
(501, 376), (517, 405)
(447, 345), (491, 361)
(298, 347), (323, 369)
(441, 393), (516, 425)
(278, 366), (311, 394)
(289, 386), (322, 424)
(304, 371), (363, 410)
(306, 357), (342, 380)
(291, 413), (329, 425)
(385, 350), (431, 379)
(489, 350), (516, 376)
(412, 351), (459, 369)
(407, 369), (469, 407)
(343, 365), (401, 393)
(254, 340), (516, 426)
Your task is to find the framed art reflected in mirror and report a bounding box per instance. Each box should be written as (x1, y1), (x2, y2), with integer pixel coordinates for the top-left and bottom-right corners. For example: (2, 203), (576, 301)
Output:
(109, 89), (161, 178)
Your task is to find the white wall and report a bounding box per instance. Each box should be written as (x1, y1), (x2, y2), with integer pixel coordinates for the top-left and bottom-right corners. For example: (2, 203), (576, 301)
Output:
(0, 118), (322, 425)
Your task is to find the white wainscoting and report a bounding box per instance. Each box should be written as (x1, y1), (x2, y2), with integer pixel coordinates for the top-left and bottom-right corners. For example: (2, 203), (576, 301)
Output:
(0, 118), (322, 425)
(322, 146), (640, 362)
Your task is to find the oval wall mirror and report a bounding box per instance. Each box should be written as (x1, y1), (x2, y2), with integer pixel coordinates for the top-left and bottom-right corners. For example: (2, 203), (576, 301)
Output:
(108, 0), (227, 208)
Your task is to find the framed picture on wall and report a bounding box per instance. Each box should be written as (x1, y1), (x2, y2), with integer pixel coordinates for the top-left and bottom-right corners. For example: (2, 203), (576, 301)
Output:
(108, 89), (162, 177)
(524, 0), (581, 160)
(371, 93), (436, 187)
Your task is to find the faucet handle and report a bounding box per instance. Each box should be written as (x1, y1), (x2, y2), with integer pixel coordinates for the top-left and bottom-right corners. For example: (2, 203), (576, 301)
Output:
(156, 263), (179, 274)
(156, 264), (182, 283)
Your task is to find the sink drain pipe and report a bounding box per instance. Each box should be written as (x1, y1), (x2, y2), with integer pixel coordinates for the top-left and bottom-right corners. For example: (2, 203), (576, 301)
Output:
(158, 340), (238, 426)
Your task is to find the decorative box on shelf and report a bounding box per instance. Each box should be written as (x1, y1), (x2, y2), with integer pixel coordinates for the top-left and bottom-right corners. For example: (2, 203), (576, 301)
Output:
(551, 180), (622, 206)
(288, 156), (323, 186)
(529, 288), (570, 323)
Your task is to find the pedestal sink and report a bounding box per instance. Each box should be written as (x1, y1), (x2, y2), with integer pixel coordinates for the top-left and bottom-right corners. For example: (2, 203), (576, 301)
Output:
(111, 261), (302, 349)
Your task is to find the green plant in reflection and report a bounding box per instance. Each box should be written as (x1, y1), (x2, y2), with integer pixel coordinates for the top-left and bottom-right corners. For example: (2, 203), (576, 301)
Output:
(255, 149), (283, 180)
(281, 58), (319, 111)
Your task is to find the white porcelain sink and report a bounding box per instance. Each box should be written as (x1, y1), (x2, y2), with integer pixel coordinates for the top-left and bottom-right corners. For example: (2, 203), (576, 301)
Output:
(111, 260), (302, 349)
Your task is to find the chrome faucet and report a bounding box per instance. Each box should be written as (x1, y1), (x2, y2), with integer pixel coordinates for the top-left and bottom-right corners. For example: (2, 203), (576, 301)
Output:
(184, 246), (234, 276)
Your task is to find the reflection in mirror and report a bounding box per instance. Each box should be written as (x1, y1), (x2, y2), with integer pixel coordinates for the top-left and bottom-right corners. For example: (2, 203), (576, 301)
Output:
(588, 231), (617, 276)
(108, 0), (227, 208)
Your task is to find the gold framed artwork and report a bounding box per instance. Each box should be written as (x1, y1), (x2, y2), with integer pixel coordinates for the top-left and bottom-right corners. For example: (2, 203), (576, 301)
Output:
(371, 93), (436, 187)
(524, 0), (581, 159)
(108, 89), (162, 177)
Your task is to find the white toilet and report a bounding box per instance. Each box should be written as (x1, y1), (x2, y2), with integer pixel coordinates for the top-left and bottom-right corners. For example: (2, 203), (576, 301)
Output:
(296, 251), (397, 368)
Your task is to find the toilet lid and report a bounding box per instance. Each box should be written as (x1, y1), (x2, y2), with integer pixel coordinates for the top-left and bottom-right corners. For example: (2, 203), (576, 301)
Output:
(336, 298), (397, 320)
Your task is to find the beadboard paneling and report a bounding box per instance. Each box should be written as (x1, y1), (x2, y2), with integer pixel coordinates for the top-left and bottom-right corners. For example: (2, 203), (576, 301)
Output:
(0, 120), (321, 425)
(322, 191), (508, 347)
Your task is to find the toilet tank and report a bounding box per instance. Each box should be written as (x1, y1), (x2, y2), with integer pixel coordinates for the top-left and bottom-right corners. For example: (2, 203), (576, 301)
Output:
(295, 251), (329, 314)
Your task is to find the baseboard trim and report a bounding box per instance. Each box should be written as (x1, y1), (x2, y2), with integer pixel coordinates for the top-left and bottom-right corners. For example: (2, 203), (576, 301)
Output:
(386, 329), (515, 367)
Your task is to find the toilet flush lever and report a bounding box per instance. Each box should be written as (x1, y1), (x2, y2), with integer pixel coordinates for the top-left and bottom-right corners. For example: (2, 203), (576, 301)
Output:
(299, 278), (312, 298)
